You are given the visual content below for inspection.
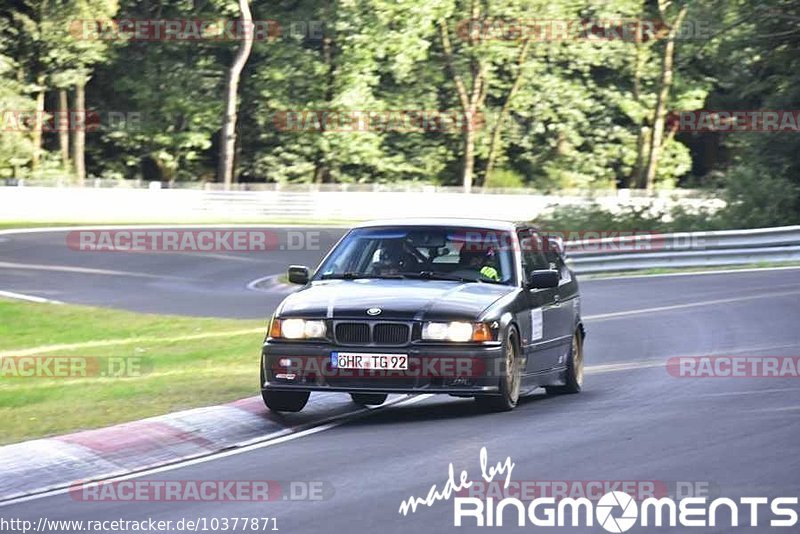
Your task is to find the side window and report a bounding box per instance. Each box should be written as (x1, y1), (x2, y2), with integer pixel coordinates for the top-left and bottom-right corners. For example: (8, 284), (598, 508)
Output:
(543, 236), (572, 283)
(543, 237), (562, 267)
(517, 230), (549, 273)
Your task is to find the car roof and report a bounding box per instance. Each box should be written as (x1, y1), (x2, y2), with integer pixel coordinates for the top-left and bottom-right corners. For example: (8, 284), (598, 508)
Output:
(353, 218), (526, 232)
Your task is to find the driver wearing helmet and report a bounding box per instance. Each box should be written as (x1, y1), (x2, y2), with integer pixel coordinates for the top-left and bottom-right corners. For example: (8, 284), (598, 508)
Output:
(459, 246), (500, 281)
(374, 239), (417, 274)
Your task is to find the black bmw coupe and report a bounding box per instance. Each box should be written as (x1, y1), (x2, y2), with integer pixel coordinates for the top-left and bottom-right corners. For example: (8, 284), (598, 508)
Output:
(261, 219), (585, 412)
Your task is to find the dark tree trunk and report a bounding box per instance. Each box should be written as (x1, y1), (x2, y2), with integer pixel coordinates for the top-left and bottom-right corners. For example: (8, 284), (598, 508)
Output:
(73, 80), (86, 185)
(218, 0), (254, 189)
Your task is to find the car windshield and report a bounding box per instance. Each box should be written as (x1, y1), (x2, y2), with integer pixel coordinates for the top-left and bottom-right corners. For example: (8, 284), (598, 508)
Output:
(315, 226), (516, 285)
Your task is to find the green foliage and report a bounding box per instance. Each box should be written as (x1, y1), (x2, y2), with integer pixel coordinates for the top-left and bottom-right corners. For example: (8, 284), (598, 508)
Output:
(484, 167), (524, 188)
(534, 202), (668, 232)
(718, 166), (800, 229)
(533, 171), (800, 233)
(0, 53), (34, 175)
(0, 0), (797, 226)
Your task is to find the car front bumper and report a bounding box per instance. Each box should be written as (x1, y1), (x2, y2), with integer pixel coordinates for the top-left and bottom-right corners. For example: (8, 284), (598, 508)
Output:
(262, 342), (506, 394)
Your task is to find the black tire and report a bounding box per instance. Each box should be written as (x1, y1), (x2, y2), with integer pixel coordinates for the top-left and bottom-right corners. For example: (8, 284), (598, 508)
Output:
(262, 389), (309, 412)
(546, 330), (584, 395)
(475, 327), (521, 412)
(350, 393), (388, 406)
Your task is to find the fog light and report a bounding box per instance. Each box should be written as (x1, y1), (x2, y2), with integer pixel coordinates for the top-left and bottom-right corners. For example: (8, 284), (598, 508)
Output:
(276, 373), (296, 380)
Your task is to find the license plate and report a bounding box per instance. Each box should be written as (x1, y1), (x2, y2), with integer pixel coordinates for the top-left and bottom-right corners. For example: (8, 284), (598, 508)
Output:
(331, 352), (408, 370)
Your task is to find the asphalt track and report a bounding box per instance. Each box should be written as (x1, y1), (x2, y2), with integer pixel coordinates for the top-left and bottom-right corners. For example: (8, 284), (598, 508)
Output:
(1, 228), (799, 533)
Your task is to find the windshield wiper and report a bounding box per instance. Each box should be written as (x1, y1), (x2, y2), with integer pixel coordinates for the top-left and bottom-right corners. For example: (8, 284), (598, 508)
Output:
(400, 271), (507, 284)
(320, 271), (504, 284)
(319, 272), (404, 280)
(400, 271), (479, 283)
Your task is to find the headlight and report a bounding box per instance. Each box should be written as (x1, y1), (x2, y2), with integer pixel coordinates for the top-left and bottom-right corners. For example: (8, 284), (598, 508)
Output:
(422, 321), (493, 342)
(269, 318), (327, 339)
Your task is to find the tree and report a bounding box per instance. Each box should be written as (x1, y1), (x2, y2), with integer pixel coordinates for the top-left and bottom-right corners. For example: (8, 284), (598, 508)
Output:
(483, 37), (531, 186)
(642, 0), (688, 189)
(438, 11), (486, 192)
(1, 0), (117, 182)
(218, 0), (253, 189)
(62, 0), (118, 184)
(6, 0), (49, 172)
(88, 0), (226, 183)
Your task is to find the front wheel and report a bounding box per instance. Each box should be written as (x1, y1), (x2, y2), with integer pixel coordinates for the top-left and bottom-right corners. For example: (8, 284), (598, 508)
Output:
(350, 393), (388, 406)
(475, 327), (521, 412)
(546, 330), (584, 394)
(261, 354), (310, 412)
(262, 389), (309, 412)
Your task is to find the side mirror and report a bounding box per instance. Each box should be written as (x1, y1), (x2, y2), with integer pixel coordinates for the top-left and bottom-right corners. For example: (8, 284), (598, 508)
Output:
(287, 265), (310, 285)
(526, 269), (559, 289)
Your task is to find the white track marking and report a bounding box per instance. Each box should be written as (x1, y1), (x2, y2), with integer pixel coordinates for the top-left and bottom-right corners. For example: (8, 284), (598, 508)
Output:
(0, 261), (191, 279)
(0, 328), (264, 358)
(0, 290), (63, 304)
(585, 344), (800, 375)
(745, 405), (800, 413)
(584, 359), (665, 374)
(581, 265), (800, 282)
(583, 289), (800, 322)
(246, 274), (287, 292)
(696, 387), (800, 398)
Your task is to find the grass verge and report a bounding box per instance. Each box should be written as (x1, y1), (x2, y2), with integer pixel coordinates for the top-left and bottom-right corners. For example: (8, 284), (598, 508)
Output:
(0, 298), (267, 445)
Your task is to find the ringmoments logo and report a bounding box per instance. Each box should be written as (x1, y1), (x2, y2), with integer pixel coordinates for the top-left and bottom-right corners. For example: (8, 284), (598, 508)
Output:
(398, 448), (800, 530)
(452, 493), (800, 529)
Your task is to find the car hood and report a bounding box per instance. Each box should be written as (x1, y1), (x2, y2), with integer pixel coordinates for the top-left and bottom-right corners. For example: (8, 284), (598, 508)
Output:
(277, 279), (515, 321)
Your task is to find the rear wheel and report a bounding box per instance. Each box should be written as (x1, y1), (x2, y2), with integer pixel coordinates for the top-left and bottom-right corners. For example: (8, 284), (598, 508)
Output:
(475, 327), (521, 412)
(350, 393), (388, 406)
(262, 389), (309, 412)
(546, 330), (584, 394)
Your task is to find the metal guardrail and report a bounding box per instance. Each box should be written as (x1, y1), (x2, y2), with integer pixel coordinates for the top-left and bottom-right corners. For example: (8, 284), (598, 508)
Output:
(565, 226), (800, 274)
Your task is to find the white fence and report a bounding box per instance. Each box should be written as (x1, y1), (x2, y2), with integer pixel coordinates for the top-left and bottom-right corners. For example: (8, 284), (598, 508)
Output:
(0, 186), (723, 223)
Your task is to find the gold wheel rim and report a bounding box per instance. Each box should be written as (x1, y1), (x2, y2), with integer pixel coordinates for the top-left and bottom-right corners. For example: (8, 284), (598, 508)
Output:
(506, 335), (520, 403)
(573, 333), (584, 387)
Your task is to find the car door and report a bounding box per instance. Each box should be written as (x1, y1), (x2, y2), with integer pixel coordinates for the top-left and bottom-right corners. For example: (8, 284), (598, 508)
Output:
(544, 236), (579, 367)
(517, 229), (563, 374)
